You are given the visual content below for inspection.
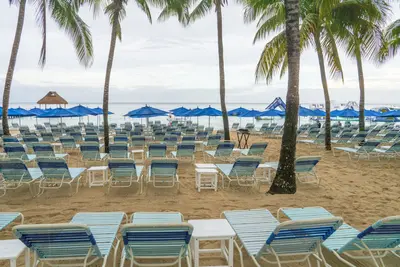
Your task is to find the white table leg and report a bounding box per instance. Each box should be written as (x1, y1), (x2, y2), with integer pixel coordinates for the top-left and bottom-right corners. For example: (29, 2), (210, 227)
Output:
(228, 237), (233, 267)
(214, 173), (218, 191)
(88, 171), (92, 188)
(194, 238), (199, 267)
(25, 247), (30, 267)
(10, 259), (17, 267)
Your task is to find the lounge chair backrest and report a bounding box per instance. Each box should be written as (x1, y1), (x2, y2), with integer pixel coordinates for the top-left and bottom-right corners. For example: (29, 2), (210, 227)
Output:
(163, 135), (178, 144)
(248, 143), (268, 156)
(206, 135), (222, 146)
(70, 132), (83, 142)
(176, 143), (195, 157)
(131, 136), (145, 147)
(245, 123), (255, 130)
(171, 131), (181, 137)
(154, 132), (166, 141)
(337, 132), (353, 143)
(185, 128), (195, 135)
(41, 133), (54, 142)
(196, 131), (208, 140)
(149, 144), (167, 158)
(4, 143), (28, 160)
(230, 158), (261, 177)
(85, 131), (97, 136)
(338, 216), (400, 253)
(80, 142), (101, 160)
(382, 131), (398, 142)
(351, 132), (367, 143)
(33, 143), (55, 157)
(109, 143), (129, 158)
(0, 159), (32, 180)
(295, 156), (321, 173)
(23, 136), (39, 145)
(108, 159), (137, 178)
(232, 123), (239, 129)
(387, 142), (400, 152)
(150, 159), (178, 177)
(358, 141), (380, 152)
(13, 224), (102, 259)
(85, 135), (99, 142)
(114, 135), (129, 143)
(121, 223), (193, 258)
(215, 142), (234, 156)
(260, 217), (343, 257)
(2, 136), (19, 143)
(182, 135), (195, 142)
(60, 136), (76, 148)
(37, 158), (71, 179)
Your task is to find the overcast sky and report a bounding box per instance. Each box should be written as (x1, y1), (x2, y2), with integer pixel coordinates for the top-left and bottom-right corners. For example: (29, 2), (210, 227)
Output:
(0, 2), (399, 105)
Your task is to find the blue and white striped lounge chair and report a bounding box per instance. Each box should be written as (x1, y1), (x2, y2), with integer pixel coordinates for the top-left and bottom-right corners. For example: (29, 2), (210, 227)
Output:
(334, 141), (380, 160)
(13, 212), (126, 267)
(109, 143), (130, 159)
(349, 132), (368, 144)
(216, 157), (262, 188)
(130, 136), (146, 149)
(298, 134), (325, 146)
(80, 142), (108, 163)
(4, 143), (36, 164)
(182, 135), (196, 142)
(2, 136), (20, 144)
(202, 134), (221, 149)
(70, 132), (83, 143)
(163, 135), (179, 150)
(85, 135), (100, 143)
(278, 207), (400, 267)
(0, 159), (42, 197)
(120, 212), (192, 267)
(0, 212), (24, 230)
(239, 142), (268, 157)
(331, 132), (354, 144)
(22, 136), (39, 150)
(108, 159), (144, 194)
(32, 142), (68, 161)
(264, 156), (322, 185)
(374, 141), (400, 159)
(146, 159), (179, 192)
(60, 136), (80, 152)
(36, 157), (86, 196)
(147, 144), (167, 160)
(196, 131), (208, 141)
(41, 132), (55, 142)
(204, 142), (235, 162)
(223, 209), (343, 267)
(171, 143), (195, 163)
(114, 134), (129, 143)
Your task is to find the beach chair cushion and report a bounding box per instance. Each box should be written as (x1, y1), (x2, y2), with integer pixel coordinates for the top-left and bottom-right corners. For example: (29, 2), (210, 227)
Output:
(0, 212), (22, 231)
(0, 159), (42, 181)
(132, 212), (183, 224)
(148, 144), (167, 158)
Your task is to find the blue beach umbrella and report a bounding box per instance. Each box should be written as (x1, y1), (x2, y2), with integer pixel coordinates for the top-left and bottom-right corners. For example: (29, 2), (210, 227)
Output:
(170, 107), (189, 116)
(227, 107), (250, 116)
(336, 108), (359, 118)
(69, 105), (98, 124)
(183, 107), (203, 117)
(364, 109), (381, 117)
(91, 107), (114, 115)
(38, 107), (81, 124)
(330, 109), (341, 117)
(239, 109), (261, 124)
(8, 107), (35, 125)
(125, 105), (168, 125)
(29, 107), (46, 116)
(196, 106), (222, 127)
(313, 109), (326, 117)
(298, 106), (316, 117)
(258, 109), (285, 117)
(380, 109), (400, 117)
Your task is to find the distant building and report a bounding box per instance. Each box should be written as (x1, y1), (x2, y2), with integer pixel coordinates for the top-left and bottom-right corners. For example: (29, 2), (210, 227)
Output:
(37, 91), (68, 109)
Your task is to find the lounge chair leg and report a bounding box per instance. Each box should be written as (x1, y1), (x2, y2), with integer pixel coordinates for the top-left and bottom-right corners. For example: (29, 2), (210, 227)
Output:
(270, 247), (282, 267)
(332, 251), (356, 267)
(233, 240), (244, 267)
(120, 252), (126, 267)
(113, 240), (120, 267)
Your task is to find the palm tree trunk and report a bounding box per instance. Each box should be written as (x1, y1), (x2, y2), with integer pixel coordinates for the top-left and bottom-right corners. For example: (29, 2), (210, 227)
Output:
(2, 0), (27, 135)
(355, 47), (365, 131)
(314, 33), (331, 150)
(268, 0), (300, 195)
(103, 20), (118, 153)
(215, 0), (230, 140)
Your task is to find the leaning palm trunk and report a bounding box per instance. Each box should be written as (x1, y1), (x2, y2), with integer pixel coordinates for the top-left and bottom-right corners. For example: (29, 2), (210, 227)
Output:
(215, 0), (230, 140)
(355, 48), (365, 131)
(2, 0), (27, 135)
(103, 21), (118, 153)
(268, 0), (300, 194)
(314, 33), (331, 150)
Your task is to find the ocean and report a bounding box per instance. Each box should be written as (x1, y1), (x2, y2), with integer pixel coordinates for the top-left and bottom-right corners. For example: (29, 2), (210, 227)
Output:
(7, 102), (378, 129)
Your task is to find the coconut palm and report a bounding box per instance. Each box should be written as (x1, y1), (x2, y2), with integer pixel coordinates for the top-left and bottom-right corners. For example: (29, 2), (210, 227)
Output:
(378, 19), (400, 61)
(331, 0), (390, 131)
(101, 0), (188, 152)
(241, 0), (343, 150)
(186, 0), (230, 141)
(270, 0), (301, 194)
(2, 0), (94, 136)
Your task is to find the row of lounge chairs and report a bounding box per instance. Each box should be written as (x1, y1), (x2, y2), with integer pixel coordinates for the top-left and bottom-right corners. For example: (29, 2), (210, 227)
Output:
(1, 208), (399, 267)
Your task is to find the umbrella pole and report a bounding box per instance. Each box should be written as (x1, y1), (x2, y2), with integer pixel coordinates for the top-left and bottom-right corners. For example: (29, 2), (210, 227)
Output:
(197, 117), (199, 125)
(208, 116), (210, 128)
(240, 117), (242, 127)
(146, 117), (149, 127)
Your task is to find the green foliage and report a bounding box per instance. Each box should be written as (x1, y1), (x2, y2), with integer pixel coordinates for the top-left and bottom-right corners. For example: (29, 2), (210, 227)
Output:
(378, 19), (400, 61)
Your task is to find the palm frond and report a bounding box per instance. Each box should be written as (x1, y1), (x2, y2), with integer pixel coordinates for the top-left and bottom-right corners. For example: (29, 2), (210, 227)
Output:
(322, 26), (344, 81)
(255, 30), (287, 83)
(135, 0), (152, 23)
(157, 0), (190, 25)
(189, 0), (212, 22)
(242, 0), (283, 23)
(33, 0), (47, 67)
(48, 0), (94, 67)
(252, 3), (285, 43)
(378, 19), (400, 62)
(105, 0), (126, 40)
(70, 0), (105, 17)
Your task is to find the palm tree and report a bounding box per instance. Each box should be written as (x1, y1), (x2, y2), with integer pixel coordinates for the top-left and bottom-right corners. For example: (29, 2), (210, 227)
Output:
(2, 0), (94, 136)
(378, 19), (400, 61)
(241, 0), (344, 150)
(101, 0), (188, 152)
(331, 0), (390, 131)
(188, 0), (230, 141)
(270, 0), (301, 194)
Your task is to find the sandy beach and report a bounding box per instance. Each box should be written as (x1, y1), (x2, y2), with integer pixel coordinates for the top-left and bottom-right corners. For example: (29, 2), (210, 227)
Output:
(1, 133), (399, 267)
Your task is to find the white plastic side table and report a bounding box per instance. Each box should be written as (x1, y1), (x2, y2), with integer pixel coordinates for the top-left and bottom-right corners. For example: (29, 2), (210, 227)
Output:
(87, 166), (108, 187)
(188, 219), (235, 267)
(195, 164), (216, 169)
(195, 168), (218, 192)
(131, 149), (145, 162)
(0, 239), (30, 267)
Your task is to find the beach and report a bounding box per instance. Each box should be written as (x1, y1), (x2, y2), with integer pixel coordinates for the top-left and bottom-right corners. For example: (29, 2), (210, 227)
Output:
(0, 133), (399, 266)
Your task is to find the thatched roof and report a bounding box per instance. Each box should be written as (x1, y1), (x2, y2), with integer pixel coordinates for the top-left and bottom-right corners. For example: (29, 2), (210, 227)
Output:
(37, 91), (68, 105)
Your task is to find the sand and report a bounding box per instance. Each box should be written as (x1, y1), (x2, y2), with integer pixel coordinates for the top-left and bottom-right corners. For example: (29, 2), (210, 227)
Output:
(0, 133), (399, 266)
